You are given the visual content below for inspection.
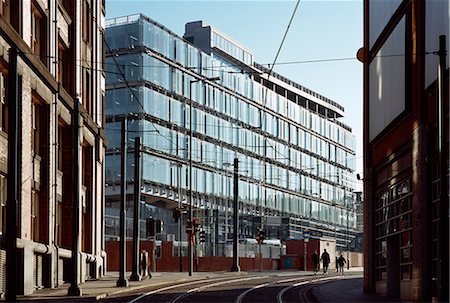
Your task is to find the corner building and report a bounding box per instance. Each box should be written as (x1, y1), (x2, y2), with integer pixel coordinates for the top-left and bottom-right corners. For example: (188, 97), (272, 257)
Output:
(362, 0), (449, 301)
(105, 15), (357, 257)
(0, 0), (106, 295)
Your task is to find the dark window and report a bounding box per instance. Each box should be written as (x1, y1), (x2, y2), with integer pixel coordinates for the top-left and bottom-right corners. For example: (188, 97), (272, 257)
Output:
(0, 174), (6, 235)
(31, 1), (48, 66)
(0, 0), (10, 23)
(82, 0), (91, 44)
(0, 72), (7, 132)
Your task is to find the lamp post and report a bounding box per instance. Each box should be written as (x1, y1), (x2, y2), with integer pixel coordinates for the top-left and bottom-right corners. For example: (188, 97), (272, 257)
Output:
(116, 118), (129, 287)
(130, 137), (142, 281)
(346, 191), (349, 270)
(231, 157), (240, 272)
(188, 76), (220, 276)
(223, 162), (232, 255)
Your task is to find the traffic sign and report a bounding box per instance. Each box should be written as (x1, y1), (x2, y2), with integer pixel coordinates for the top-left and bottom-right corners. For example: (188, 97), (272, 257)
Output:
(303, 230), (310, 239)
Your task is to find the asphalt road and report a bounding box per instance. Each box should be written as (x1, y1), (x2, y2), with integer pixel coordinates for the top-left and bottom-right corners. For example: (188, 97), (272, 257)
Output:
(101, 272), (355, 303)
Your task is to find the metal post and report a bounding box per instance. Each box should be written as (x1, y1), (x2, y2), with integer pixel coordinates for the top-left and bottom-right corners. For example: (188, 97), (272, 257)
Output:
(346, 187), (349, 270)
(223, 162), (231, 256)
(214, 209), (219, 256)
(117, 118), (129, 287)
(188, 80), (197, 276)
(437, 34), (448, 302)
(176, 163), (182, 272)
(231, 158), (240, 272)
(259, 242), (262, 272)
(68, 99), (82, 296)
(130, 137), (141, 281)
(304, 241), (308, 271)
(6, 46), (19, 301)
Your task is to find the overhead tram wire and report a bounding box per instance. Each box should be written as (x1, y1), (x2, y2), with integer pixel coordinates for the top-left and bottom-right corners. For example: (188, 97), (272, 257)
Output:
(55, 9), (350, 173)
(103, 38), (178, 149)
(260, 0), (303, 169)
(20, 48), (429, 76)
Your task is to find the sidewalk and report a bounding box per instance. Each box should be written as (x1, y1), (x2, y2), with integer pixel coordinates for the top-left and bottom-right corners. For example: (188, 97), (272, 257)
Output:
(312, 274), (402, 302)
(17, 271), (248, 302)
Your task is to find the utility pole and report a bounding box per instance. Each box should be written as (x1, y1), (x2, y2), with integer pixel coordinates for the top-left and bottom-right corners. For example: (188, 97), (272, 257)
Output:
(6, 46), (19, 302)
(116, 118), (129, 287)
(68, 99), (82, 296)
(437, 34), (448, 302)
(231, 158), (240, 272)
(130, 137), (142, 281)
(188, 79), (197, 277)
(176, 163), (182, 272)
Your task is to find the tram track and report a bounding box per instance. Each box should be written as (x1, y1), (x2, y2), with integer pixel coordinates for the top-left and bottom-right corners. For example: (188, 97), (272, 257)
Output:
(100, 272), (348, 303)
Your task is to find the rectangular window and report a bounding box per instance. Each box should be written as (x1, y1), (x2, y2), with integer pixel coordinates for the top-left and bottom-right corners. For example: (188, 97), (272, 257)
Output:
(83, 69), (92, 114)
(82, 0), (91, 44)
(58, 40), (72, 92)
(0, 72), (7, 132)
(31, 189), (39, 241)
(31, 1), (47, 65)
(0, 174), (6, 235)
(0, 0), (10, 22)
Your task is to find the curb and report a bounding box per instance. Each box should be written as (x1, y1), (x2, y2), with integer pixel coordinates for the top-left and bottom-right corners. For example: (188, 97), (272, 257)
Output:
(17, 271), (249, 301)
(97, 272), (249, 300)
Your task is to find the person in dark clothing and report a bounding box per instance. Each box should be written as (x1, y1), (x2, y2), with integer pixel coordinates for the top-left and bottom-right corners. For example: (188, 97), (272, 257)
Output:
(335, 256), (339, 272)
(337, 254), (347, 274)
(311, 250), (319, 274)
(320, 249), (330, 274)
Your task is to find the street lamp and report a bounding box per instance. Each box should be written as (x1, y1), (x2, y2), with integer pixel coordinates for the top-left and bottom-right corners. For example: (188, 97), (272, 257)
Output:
(188, 76), (220, 276)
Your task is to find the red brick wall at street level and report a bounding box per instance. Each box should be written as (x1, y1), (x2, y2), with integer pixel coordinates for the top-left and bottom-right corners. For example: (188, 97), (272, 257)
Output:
(106, 241), (278, 272)
(106, 240), (155, 271)
(157, 256), (275, 272)
(285, 239), (320, 270)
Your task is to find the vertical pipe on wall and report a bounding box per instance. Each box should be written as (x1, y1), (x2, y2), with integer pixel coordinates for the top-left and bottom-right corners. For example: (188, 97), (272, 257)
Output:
(68, 99), (82, 296)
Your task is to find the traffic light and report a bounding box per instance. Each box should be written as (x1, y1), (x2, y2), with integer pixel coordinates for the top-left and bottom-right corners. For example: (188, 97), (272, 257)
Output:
(193, 217), (201, 233)
(199, 230), (206, 243)
(256, 229), (265, 244)
(147, 218), (155, 237)
(155, 219), (163, 233)
(147, 218), (163, 237)
(173, 209), (181, 222)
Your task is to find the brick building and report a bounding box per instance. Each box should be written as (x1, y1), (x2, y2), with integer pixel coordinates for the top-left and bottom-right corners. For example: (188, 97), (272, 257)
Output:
(0, 0), (106, 296)
(361, 0), (448, 301)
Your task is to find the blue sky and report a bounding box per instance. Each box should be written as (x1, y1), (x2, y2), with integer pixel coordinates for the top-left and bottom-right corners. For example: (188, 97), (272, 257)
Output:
(106, 0), (364, 181)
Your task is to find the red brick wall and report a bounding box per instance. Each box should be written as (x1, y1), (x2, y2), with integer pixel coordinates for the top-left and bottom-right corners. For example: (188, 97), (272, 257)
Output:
(285, 239), (320, 270)
(106, 240), (155, 271)
(105, 240), (277, 272)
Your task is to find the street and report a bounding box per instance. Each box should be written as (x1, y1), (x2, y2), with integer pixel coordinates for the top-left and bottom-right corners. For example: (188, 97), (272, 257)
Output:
(101, 271), (362, 303)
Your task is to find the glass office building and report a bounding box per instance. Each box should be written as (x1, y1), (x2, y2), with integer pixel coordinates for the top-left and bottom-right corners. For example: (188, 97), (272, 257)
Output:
(105, 15), (358, 253)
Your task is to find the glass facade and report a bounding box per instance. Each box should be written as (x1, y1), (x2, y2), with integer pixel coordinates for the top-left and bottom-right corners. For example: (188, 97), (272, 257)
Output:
(105, 14), (357, 250)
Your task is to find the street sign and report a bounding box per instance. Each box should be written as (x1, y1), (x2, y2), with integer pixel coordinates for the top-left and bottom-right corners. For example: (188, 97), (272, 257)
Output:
(303, 230), (310, 239)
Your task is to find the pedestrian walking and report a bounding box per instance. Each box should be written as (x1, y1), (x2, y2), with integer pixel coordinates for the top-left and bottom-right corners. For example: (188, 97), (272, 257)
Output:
(337, 254), (346, 274)
(320, 249), (330, 275)
(311, 249), (319, 274)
